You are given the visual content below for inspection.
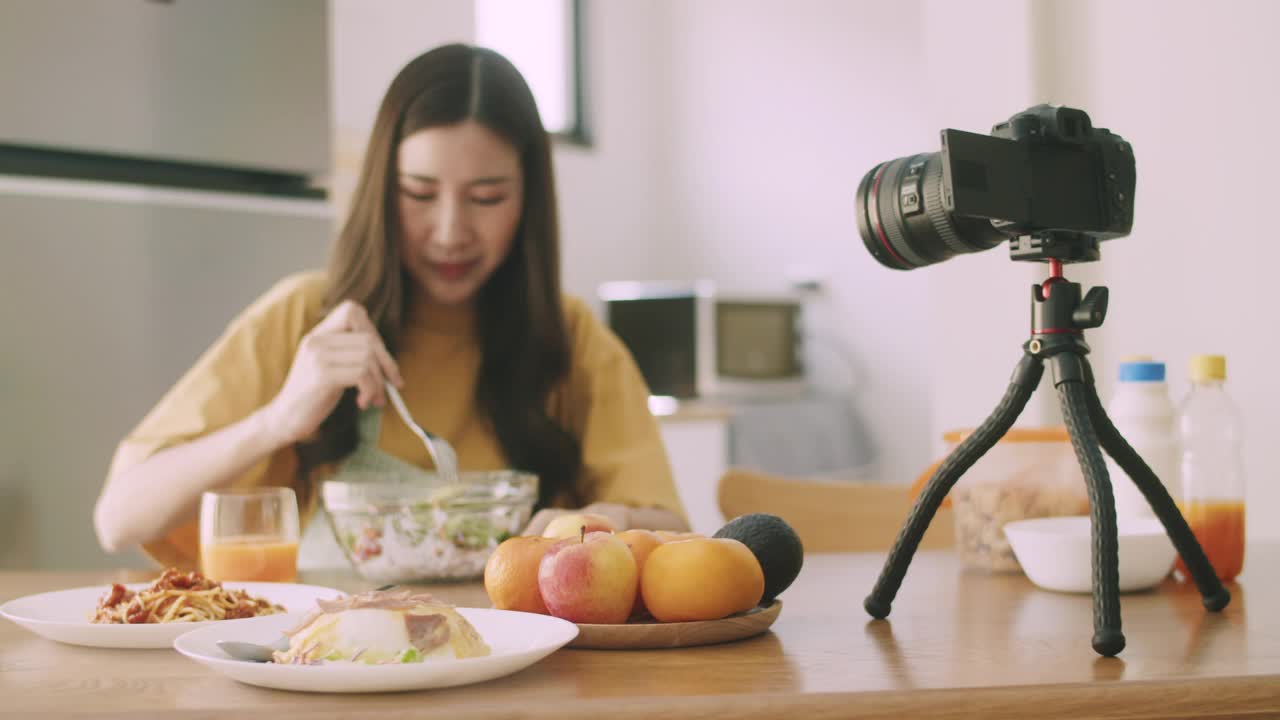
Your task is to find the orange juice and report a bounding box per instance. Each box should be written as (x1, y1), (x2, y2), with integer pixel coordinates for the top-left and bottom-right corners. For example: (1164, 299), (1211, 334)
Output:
(1176, 501), (1245, 582)
(201, 534), (298, 582)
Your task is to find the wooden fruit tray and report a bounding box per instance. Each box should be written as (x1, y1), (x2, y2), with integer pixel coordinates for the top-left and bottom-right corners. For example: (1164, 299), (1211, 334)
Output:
(567, 600), (782, 650)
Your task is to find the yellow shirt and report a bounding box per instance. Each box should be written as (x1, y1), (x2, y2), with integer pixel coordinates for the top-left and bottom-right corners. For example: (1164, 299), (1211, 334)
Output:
(103, 271), (683, 569)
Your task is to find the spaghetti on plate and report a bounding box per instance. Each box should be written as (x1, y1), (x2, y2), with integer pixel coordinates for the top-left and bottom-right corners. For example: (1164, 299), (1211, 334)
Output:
(90, 568), (285, 624)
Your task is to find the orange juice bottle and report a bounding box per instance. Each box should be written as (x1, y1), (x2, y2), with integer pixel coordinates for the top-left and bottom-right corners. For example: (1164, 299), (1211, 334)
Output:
(1176, 501), (1245, 581)
(1174, 355), (1245, 583)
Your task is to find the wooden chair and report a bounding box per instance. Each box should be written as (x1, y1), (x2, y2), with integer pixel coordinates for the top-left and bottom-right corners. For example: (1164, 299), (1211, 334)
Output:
(716, 468), (954, 553)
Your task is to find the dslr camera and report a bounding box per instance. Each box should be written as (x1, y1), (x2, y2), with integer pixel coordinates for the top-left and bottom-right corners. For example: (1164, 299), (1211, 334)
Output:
(856, 104), (1136, 270)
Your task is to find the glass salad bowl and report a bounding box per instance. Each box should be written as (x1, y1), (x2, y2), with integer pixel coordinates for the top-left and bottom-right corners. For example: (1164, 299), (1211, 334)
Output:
(321, 471), (538, 583)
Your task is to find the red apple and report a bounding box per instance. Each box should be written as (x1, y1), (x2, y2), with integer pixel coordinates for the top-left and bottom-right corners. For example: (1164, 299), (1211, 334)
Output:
(541, 512), (618, 539)
(537, 530), (638, 624)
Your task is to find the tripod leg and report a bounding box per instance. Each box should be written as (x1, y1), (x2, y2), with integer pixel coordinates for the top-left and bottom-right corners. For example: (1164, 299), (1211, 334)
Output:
(1083, 381), (1231, 611)
(1055, 363), (1125, 656)
(864, 352), (1044, 619)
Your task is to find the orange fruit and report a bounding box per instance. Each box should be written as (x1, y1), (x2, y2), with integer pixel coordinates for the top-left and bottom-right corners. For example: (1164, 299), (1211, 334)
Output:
(653, 530), (704, 542)
(641, 537), (764, 622)
(615, 529), (665, 617)
(484, 536), (558, 614)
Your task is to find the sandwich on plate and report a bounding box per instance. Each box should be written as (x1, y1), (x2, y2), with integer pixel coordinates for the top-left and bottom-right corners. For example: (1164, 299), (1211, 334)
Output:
(272, 588), (490, 665)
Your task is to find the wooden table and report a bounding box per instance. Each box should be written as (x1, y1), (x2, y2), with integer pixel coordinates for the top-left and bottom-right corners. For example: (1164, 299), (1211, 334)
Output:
(3, 549), (1279, 719)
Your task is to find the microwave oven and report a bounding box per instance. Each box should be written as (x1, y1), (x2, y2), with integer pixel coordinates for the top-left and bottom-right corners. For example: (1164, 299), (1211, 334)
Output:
(598, 281), (807, 399)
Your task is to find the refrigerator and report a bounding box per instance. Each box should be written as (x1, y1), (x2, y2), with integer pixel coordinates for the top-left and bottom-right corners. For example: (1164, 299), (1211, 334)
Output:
(0, 0), (333, 569)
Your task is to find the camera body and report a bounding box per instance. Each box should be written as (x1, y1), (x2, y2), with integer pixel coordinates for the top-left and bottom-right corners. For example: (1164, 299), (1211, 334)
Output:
(857, 104), (1136, 270)
(942, 104), (1135, 241)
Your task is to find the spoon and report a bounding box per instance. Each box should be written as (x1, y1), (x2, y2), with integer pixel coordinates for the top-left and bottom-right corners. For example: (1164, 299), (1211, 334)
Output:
(216, 585), (399, 662)
(384, 382), (460, 485)
(217, 635), (290, 663)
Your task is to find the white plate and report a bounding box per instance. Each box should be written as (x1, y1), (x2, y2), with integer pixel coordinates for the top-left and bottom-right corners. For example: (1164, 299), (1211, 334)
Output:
(173, 608), (579, 693)
(0, 582), (345, 649)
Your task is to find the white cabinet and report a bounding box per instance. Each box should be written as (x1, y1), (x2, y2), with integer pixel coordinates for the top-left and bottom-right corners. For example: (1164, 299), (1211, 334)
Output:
(657, 404), (731, 535)
(1, 181), (331, 569)
(0, 0), (330, 174)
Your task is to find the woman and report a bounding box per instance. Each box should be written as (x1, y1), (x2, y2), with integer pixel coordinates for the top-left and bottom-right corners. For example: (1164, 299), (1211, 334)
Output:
(94, 44), (687, 569)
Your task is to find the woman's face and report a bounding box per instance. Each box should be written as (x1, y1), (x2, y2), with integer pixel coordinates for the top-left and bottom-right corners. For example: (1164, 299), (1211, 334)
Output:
(396, 121), (524, 306)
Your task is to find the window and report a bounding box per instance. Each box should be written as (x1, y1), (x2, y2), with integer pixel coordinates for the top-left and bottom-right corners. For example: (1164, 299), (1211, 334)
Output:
(474, 0), (589, 145)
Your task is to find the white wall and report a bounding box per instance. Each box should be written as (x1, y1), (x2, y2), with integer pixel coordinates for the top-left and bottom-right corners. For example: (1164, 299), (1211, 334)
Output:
(329, 0), (473, 221)
(555, 3), (668, 299)
(650, 0), (1276, 537)
(1031, 0), (1280, 538)
(651, 0), (936, 486)
(918, 0), (1057, 441)
(650, 0), (1048, 488)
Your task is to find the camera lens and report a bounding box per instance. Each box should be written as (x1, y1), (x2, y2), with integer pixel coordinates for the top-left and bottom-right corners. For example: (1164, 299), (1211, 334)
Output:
(855, 152), (1005, 270)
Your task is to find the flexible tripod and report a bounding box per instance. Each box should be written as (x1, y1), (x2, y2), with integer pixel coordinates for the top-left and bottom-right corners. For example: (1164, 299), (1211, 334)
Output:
(863, 236), (1231, 657)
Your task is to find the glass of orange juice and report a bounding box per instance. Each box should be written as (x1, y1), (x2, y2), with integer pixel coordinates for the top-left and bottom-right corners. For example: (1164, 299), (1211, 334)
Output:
(200, 487), (299, 582)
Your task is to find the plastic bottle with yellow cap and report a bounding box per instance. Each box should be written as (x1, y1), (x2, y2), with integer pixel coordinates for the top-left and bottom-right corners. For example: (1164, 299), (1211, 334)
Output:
(1175, 354), (1245, 582)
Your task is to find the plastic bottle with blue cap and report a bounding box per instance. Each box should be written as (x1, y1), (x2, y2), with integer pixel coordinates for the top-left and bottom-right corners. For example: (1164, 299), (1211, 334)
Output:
(1104, 356), (1181, 520)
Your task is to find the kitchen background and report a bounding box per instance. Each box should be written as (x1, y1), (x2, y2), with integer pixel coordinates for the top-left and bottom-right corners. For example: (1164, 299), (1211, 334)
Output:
(2, 0), (1276, 570)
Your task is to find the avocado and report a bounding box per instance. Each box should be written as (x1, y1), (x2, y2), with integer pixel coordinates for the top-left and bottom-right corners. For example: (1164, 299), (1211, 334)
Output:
(713, 513), (804, 602)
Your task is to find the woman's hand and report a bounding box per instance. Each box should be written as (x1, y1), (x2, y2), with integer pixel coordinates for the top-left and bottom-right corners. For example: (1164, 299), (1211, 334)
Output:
(521, 502), (634, 537)
(262, 300), (403, 447)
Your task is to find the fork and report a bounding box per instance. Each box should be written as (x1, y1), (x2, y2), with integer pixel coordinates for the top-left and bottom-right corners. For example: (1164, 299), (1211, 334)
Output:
(383, 382), (461, 484)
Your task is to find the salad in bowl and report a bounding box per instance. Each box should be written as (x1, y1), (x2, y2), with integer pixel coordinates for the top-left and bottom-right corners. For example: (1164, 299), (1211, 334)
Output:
(322, 471), (538, 583)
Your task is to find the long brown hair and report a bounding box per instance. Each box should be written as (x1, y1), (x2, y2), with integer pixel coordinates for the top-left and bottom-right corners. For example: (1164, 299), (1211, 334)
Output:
(297, 44), (582, 509)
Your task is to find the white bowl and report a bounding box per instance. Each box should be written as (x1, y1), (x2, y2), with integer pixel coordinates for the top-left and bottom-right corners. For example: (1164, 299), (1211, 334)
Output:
(1003, 515), (1176, 594)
